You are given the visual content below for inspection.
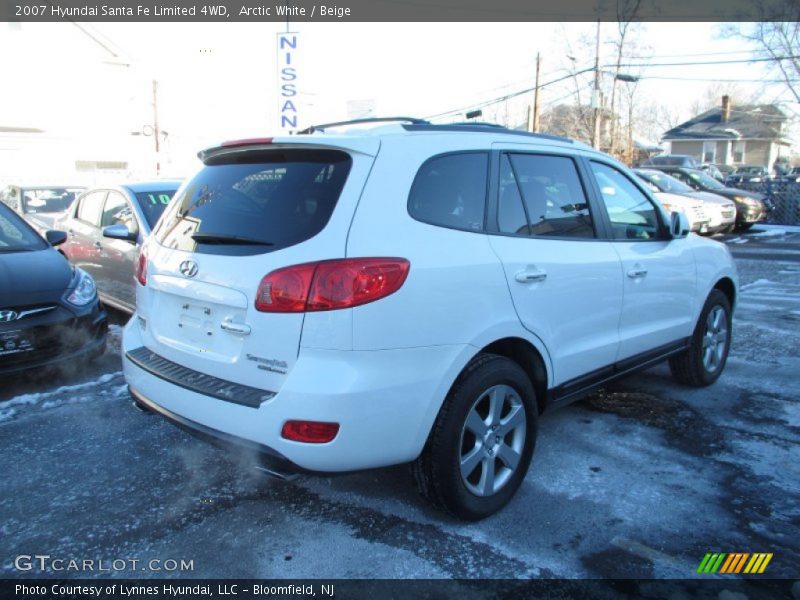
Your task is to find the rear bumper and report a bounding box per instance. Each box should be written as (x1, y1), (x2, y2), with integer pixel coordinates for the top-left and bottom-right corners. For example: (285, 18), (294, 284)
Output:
(122, 317), (472, 472)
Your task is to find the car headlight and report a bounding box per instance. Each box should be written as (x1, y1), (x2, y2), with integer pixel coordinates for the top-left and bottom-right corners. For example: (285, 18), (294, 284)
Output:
(733, 195), (759, 207)
(660, 202), (683, 214)
(66, 267), (97, 306)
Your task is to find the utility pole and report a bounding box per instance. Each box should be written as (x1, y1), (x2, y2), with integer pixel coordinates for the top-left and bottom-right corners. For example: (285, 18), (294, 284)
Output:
(531, 53), (542, 133)
(152, 79), (160, 177)
(591, 20), (602, 150)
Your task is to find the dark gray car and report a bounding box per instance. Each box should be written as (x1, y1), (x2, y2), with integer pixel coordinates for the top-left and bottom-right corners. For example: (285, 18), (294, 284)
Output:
(56, 181), (181, 313)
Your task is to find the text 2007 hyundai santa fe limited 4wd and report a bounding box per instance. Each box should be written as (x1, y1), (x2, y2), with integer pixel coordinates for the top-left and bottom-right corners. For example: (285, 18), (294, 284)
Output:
(122, 118), (737, 520)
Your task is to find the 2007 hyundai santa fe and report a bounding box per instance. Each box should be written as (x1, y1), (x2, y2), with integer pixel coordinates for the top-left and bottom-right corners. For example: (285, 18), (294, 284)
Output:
(122, 118), (737, 520)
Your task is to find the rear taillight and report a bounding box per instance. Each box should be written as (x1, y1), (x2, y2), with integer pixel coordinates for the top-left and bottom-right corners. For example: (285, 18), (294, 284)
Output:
(135, 248), (147, 286)
(281, 420), (340, 444)
(255, 258), (410, 313)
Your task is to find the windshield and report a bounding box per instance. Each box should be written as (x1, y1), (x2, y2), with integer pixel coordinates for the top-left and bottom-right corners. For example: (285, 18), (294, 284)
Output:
(21, 187), (84, 214)
(687, 170), (725, 189)
(0, 205), (47, 252)
(154, 149), (352, 256)
(133, 189), (180, 228)
(636, 170), (693, 194)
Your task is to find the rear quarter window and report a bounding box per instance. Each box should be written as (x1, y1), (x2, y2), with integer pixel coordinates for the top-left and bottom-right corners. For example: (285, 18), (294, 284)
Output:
(408, 152), (488, 232)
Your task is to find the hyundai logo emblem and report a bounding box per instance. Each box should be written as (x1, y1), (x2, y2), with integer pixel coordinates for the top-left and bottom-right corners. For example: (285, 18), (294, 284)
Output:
(0, 310), (19, 323)
(179, 260), (199, 278)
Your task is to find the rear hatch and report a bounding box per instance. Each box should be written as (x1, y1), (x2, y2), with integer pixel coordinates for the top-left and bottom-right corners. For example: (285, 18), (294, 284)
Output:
(137, 140), (377, 393)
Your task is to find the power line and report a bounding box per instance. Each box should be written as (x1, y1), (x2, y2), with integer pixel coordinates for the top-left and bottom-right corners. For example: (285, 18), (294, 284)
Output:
(607, 55), (800, 68)
(425, 67), (595, 120)
(640, 76), (798, 83)
(625, 49), (755, 60)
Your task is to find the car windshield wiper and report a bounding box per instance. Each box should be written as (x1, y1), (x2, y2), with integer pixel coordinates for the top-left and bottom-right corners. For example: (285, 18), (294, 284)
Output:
(191, 233), (274, 246)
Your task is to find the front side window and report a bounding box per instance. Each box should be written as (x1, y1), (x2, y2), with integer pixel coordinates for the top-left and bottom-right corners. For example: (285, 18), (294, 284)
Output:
(498, 153), (594, 239)
(101, 192), (139, 233)
(408, 153), (488, 232)
(590, 162), (661, 241)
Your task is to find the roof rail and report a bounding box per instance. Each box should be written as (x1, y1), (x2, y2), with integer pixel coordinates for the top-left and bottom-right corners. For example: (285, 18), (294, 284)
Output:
(297, 117), (430, 134)
(403, 123), (574, 143)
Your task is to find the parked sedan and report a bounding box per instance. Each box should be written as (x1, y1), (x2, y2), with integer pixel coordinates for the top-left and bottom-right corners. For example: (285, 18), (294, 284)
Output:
(725, 165), (770, 186)
(0, 185), (86, 233)
(56, 181), (181, 313)
(0, 203), (107, 377)
(633, 172), (709, 233)
(634, 169), (736, 234)
(781, 166), (800, 183)
(650, 167), (767, 230)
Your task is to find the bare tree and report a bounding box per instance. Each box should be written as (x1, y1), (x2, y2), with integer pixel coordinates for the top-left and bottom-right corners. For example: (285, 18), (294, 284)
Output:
(688, 82), (760, 117)
(724, 14), (800, 103)
(608, 0), (644, 158)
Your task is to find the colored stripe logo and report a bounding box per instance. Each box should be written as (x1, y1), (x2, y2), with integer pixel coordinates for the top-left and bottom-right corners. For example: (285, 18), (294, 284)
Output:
(697, 552), (773, 574)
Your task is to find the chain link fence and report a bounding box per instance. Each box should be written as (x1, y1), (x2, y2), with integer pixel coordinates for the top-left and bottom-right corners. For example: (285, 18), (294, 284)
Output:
(728, 181), (800, 226)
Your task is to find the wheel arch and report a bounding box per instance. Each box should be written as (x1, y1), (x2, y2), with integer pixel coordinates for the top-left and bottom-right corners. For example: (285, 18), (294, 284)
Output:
(713, 276), (736, 311)
(479, 337), (549, 414)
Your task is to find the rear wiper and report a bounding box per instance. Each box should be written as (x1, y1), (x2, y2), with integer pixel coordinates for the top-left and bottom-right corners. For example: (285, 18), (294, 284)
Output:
(191, 233), (274, 246)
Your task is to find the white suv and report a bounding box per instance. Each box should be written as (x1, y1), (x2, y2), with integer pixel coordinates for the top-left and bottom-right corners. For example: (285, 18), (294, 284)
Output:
(122, 119), (738, 520)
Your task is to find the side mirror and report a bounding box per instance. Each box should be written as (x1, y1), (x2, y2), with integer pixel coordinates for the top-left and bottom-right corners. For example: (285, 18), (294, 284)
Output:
(45, 230), (68, 247)
(670, 211), (690, 239)
(103, 224), (138, 242)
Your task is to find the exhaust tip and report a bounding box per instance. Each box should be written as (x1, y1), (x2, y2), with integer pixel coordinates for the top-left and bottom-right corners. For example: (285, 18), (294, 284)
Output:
(254, 464), (300, 482)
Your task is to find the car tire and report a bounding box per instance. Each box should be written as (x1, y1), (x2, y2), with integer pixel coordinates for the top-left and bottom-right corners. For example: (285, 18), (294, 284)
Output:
(669, 290), (732, 387)
(735, 222), (754, 231)
(411, 353), (537, 521)
(721, 224), (736, 234)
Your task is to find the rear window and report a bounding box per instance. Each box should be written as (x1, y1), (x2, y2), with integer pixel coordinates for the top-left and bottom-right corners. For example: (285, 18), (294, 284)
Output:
(133, 189), (179, 228)
(22, 187), (84, 214)
(154, 150), (351, 255)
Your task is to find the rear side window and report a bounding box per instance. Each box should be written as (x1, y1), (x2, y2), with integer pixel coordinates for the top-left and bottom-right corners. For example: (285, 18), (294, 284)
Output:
(408, 153), (488, 232)
(154, 150), (351, 255)
(498, 153), (595, 238)
(77, 191), (107, 226)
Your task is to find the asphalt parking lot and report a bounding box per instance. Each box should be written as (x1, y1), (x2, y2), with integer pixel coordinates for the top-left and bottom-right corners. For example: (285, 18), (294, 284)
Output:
(1, 226), (798, 584)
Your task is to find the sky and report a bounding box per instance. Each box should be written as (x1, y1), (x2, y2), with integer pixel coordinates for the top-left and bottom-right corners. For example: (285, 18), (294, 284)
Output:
(0, 21), (795, 181)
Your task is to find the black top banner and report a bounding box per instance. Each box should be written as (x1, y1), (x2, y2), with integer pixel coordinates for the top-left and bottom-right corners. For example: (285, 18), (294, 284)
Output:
(2, 0), (800, 22)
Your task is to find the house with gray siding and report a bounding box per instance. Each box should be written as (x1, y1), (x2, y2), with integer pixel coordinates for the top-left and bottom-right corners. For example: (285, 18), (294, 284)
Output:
(662, 96), (792, 170)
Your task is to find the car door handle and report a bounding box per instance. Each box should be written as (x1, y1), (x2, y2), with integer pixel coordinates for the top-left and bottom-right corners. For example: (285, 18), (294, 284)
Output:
(220, 320), (251, 336)
(515, 269), (547, 283)
(627, 267), (648, 279)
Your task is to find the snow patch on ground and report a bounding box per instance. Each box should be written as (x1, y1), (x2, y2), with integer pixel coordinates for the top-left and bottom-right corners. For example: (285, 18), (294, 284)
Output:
(739, 278), (775, 291)
(750, 228), (788, 238)
(0, 371), (123, 411)
(751, 223), (800, 234)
